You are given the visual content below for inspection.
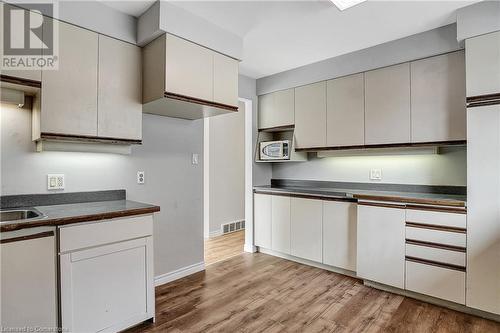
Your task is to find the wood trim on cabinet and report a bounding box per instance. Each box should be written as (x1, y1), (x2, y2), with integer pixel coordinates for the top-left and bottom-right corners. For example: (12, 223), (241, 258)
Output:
(354, 194), (466, 208)
(405, 204), (467, 214)
(164, 92), (239, 112)
(39, 133), (142, 145)
(405, 222), (466, 233)
(294, 140), (467, 152)
(405, 239), (466, 253)
(0, 74), (42, 88)
(357, 201), (406, 209)
(252, 190), (356, 203)
(405, 256), (466, 272)
(0, 230), (54, 244)
(466, 93), (500, 108)
(258, 125), (295, 132)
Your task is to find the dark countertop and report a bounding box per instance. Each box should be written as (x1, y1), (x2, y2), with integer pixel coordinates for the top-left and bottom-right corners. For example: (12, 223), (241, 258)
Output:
(1, 200), (160, 232)
(253, 185), (467, 208)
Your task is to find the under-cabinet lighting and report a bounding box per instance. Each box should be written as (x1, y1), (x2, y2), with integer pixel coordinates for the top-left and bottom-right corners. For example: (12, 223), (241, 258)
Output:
(330, 0), (367, 11)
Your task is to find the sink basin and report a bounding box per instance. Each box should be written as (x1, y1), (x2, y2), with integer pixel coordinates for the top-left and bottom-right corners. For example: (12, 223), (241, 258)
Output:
(0, 209), (46, 223)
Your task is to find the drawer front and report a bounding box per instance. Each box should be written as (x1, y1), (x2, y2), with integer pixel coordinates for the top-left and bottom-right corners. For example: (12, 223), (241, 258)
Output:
(406, 243), (465, 267)
(406, 209), (466, 229)
(405, 226), (466, 247)
(59, 215), (154, 253)
(406, 260), (465, 304)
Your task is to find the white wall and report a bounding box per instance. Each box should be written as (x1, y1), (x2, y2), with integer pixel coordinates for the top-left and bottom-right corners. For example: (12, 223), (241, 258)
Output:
(0, 103), (204, 278)
(272, 148), (467, 186)
(205, 102), (245, 237)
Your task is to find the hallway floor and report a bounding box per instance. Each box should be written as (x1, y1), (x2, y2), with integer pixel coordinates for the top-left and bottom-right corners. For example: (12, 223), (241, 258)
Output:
(204, 230), (244, 265)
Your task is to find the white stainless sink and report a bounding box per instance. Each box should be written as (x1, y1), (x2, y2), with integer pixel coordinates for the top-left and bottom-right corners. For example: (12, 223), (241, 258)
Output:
(0, 209), (46, 224)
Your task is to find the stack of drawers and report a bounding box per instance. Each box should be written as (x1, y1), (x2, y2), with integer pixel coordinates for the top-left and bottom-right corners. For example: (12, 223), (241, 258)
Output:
(404, 206), (467, 304)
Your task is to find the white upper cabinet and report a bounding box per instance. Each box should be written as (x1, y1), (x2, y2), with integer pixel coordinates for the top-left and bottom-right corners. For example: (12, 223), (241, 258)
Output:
(258, 89), (295, 130)
(165, 34), (213, 102)
(465, 31), (500, 97)
(364, 63), (411, 145)
(357, 204), (405, 289)
(0, 4), (42, 81)
(411, 51), (466, 143)
(326, 73), (365, 147)
(323, 201), (357, 271)
(98, 35), (142, 141)
(143, 33), (239, 112)
(213, 52), (239, 107)
(41, 19), (98, 136)
(290, 197), (323, 262)
(294, 81), (327, 149)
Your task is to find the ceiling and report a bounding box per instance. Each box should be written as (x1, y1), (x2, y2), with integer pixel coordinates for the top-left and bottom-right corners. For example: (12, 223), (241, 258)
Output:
(101, 0), (480, 79)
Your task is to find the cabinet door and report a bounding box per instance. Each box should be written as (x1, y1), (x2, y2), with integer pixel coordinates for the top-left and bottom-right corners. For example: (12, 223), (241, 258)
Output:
(41, 19), (98, 136)
(295, 81), (327, 148)
(365, 63), (410, 145)
(165, 33), (213, 102)
(258, 89), (294, 130)
(326, 73), (365, 147)
(323, 201), (357, 271)
(466, 31), (500, 97)
(1, 231), (57, 328)
(60, 237), (154, 332)
(0, 4), (42, 81)
(271, 195), (291, 254)
(411, 51), (466, 142)
(254, 194), (272, 248)
(213, 52), (238, 107)
(357, 204), (405, 288)
(98, 35), (142, 140)
(290, 197), (322, 262)
(467, 104), (500, 315)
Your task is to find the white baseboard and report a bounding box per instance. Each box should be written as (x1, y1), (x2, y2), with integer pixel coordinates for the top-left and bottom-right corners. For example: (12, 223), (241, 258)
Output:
(208, 229), (223, 238)
(244, 243), (257, 253)
(154, 262), (205, 287)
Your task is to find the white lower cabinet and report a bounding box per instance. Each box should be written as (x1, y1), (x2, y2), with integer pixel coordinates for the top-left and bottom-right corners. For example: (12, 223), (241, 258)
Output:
(406, 260), (465, 304)
(357, 204), (405, 289)
(254, 193), (272, 248)
(271, 195), (291, 254)
(290, 197), (323, 262)
(322, 201), (357, 271)
(59, 215), (155, 333)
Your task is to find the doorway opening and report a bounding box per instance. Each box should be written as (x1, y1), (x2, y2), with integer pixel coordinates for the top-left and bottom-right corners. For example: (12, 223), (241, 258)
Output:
(203, 99), (250, 265)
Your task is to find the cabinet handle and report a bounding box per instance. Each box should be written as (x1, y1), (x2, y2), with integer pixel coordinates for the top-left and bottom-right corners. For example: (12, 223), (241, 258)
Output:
(1, 231), (54, 244)
(406, 256), (466, 272)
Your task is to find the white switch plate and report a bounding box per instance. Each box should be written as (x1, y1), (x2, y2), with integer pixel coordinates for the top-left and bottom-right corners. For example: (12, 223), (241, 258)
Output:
(47, 174), (64, 190)
(137, 171), (145, 184)
(370, 169), (382, 181)
(192, 153), (199, 165)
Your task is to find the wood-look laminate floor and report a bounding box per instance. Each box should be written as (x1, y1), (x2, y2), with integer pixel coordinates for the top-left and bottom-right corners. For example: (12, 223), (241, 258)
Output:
(126, 253), (500, 333)
(204, 230), (244, 266)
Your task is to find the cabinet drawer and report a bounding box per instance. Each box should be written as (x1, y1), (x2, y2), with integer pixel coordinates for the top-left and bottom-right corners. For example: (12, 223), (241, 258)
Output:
(405, 226), (466, 247)
(406, 209), (466, 229)
(406, 260), (465, 304)
(406, 243), (465, 267)
(59, 215), (153, 253)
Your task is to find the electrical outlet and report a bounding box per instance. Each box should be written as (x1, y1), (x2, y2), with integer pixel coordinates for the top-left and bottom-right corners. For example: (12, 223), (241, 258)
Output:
(192, 153), (199, 165)
(47, 174), (64, 190)
(137, 171), (145, 184)
(370, 169), (382, 181)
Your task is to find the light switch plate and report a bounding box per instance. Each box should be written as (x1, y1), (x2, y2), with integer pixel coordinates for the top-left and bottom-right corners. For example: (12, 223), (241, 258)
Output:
(192, 153), (199, 165)
(47, 174), (64, 190)
(137, 171), (145, 184)
(370, 169), (382, 181)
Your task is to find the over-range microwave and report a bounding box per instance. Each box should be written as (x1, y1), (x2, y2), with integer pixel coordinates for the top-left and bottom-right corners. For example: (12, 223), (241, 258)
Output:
(260, 140), (290, 160)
